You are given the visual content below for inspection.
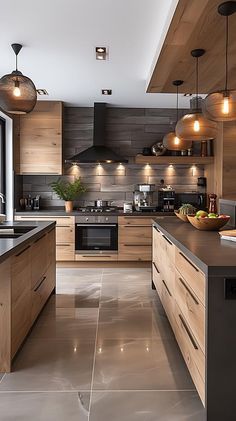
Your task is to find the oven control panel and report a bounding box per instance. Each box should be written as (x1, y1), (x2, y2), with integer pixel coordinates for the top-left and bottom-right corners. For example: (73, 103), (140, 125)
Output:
(75, 215), (118, 224)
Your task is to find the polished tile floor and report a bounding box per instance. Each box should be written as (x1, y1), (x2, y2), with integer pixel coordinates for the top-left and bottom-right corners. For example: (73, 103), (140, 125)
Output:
(0, 268), (205, 420)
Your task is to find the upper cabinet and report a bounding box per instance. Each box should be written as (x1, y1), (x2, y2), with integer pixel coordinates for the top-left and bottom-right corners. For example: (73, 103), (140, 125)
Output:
(15, 101), (63, 175)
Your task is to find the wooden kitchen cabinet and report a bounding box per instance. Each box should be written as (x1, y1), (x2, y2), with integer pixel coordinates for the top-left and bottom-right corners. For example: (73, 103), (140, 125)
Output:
(16, 101), (63, 175)
(0, 226), (56, 372)
(152, 224), (206, 405)
(118, 216), (152, 261)
(15, 215), (75, 261)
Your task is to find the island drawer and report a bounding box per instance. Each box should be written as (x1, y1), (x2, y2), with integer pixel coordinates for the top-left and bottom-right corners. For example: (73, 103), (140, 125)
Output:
(174, 303), (205, 406)
(152, 261), (162, 297)
(161, 277), (175, 332)
(31, 263), (55, 323)
(175, 270), (205, 353)
(175, 248), (205, 306)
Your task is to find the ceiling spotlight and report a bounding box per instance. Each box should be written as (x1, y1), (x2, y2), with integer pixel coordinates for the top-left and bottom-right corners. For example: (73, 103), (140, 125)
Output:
(102, 89), (112, 95)
(96, 47), (107, 60)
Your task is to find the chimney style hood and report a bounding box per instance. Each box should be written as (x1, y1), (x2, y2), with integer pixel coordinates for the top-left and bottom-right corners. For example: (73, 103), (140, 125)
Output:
(66, 103), (128, 164)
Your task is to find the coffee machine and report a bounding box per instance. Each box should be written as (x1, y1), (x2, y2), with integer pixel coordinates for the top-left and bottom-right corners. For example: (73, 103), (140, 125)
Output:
(133, 184), (157, 212)
(158, 185), (175, 212)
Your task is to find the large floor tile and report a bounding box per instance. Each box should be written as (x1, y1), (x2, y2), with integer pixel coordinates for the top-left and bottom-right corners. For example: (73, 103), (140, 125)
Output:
(29, 308), (98, 340)
(97, 307), (173, 340)
(57, 282), (101, 304)
(93, 338), (195, 391)
(0, 392), (90, 421)
(0, 340), (95, 391)
(89, 391), (204, 421)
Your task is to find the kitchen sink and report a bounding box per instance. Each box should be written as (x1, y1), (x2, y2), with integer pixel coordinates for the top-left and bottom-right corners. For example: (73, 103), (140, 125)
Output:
(0, 226), (35, 239)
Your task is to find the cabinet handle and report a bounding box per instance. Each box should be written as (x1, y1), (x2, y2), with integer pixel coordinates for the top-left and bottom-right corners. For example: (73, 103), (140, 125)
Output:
(57, 244), (71, 246)
(81, 255), (112, 258)
(153, 225), (160, 232)
(123, 225), (150, 228)
(57, 225), (71, 228)
(179, 252), (199, 272)
(162, 235), (173, 245)
(123, 244), (150, 247)
(152, 261), (160, 274)
(162, 279), (172, 297)
(179, 277), (199, 305)
(15, 245), (31, 257)
(179, 314), (198, 350)
(34, 275), (46, 292)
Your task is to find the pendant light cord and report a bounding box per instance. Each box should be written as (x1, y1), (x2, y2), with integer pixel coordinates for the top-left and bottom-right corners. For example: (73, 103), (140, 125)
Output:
(15, 54), (18, 71)
(196, 56), (199, 110)
(176, 84), (179, 122)
(225, 15), (229, 92)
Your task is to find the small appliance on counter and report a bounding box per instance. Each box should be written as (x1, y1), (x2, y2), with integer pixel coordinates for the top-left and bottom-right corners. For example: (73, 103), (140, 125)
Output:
(158, 184), (175, 212)
(19, 195), (41, 211)
(123, 202), (133, 213)
(133, 184), (157, 212)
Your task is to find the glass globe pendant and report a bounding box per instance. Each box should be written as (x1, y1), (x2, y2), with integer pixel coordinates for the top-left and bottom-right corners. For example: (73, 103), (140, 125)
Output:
(163, 80), (192, 151)
(203, 1), (236, 121)
(0, 43), (37, 114)
(176, 49), (217, 141)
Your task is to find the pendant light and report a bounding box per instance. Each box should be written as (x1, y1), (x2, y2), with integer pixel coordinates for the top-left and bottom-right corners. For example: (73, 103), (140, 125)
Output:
(163, 80), (192, 150)
(176, 49), (217, 141)
(203, 1), (236, 121)
(0, 43), (37, 114)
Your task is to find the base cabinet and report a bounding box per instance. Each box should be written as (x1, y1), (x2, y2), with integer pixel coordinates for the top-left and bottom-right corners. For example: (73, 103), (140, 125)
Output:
(118, 216), (152, 261)
(152, 225), (206, 406)
(0, 227), (56, 372)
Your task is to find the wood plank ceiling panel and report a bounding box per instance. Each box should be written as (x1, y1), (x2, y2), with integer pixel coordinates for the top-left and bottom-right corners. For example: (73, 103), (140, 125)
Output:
(147, 0), (236, 94)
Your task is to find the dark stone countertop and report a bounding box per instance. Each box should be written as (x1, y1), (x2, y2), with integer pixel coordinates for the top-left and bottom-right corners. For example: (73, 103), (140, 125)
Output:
(152, 216), (236, 276)
(0, 221), (55, 264)
(15, 210), (174, 217)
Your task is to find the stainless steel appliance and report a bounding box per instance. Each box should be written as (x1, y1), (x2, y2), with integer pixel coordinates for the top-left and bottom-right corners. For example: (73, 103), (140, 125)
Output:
(175, 192), (207, 210)
(78, 205), (118, 213)
(158, 185), (175, 212)
(133, 184), (156, 212)
(33, 195), (40, 210)
(75, 215), (118, 254)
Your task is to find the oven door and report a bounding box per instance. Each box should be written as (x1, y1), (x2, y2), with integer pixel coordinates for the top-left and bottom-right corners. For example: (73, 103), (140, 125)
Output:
(75, 224), (118, 253)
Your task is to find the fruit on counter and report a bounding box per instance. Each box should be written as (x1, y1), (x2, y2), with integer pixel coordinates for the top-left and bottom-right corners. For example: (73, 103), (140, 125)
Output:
(178, 204), (196, 215)
(196, 210), (208, 218)
(208, 213), (218, 218)
(218, 214), (230, 218)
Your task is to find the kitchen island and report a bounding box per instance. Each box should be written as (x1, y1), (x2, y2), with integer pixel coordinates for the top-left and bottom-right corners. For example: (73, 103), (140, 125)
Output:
(0, 221), (56, 372)
(152, 216), (236, 421)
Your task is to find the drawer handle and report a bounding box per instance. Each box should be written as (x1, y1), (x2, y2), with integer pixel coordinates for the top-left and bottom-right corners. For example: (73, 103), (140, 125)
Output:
(81, 255), (112, 258)
(15, 245), (31, 257)
(153, 226), (160, 232)
(123, 225), (150, 228)
(58, 244), (71, 246)
(123, 244), (150, 247)
(179, 314), (198, 350)
(179, 277), (199, 305)
(152, 261), (160, 274)
(34, 275), (46, 292)
(179, 252), (199, 272)
(162, 235), (173, 245)
(162, 279), (172, 297)
(57, 225), (71, 228)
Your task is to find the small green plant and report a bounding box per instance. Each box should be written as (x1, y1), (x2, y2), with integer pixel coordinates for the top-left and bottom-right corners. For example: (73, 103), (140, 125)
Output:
(50, 178), (86, 201)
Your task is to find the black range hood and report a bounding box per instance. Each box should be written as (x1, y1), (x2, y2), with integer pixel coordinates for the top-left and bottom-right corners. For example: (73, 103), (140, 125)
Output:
(66, 102), (128, 164)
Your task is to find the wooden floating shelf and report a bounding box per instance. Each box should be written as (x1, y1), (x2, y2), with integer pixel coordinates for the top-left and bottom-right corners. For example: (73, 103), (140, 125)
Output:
(135, 155), (214, 165)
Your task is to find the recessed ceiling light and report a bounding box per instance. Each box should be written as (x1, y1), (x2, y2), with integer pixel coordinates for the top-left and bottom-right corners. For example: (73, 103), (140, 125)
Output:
(102, 89), (112, 95)
(37, 89), (49, 95)
(96, 47), (107, 60)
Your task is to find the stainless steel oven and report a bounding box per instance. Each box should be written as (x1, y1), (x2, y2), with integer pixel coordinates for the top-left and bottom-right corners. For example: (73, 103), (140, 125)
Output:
(75, 215), (118, 254)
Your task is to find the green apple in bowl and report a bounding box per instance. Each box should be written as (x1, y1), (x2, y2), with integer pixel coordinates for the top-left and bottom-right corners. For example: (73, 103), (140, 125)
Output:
(196, 210), (208, 218)
(208, 213), (218, 218)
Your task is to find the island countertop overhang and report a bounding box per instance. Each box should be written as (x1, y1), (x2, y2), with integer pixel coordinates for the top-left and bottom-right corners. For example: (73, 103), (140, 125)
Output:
(152, 216), (236, 277)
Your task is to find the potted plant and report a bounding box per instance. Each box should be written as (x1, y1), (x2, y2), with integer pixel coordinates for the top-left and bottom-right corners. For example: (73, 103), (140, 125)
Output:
(50, 178), (86, 212)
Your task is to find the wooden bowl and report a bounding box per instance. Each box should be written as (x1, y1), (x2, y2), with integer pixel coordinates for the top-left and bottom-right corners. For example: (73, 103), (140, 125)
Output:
(175, 211), (191, 222)
(187, 215), (230, 231)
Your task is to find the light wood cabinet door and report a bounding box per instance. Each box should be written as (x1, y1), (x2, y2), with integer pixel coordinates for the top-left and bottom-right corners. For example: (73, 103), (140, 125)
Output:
(174, 303), (205, 406)
(31, 263), (55, 324)
(56, 243), (75, 261)
(118, 220), (152, 261)
(31, 234), (48, 289)
(56, 225), (74, 244)
(17, 101), (63, 175)
(118, 216), (153, 226)
(175, 248), (205, 306)
(0, 259), (11, 372)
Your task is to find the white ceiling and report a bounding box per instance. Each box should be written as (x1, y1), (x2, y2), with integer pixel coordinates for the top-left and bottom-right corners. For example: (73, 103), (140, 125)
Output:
(0, 0), (190, 108)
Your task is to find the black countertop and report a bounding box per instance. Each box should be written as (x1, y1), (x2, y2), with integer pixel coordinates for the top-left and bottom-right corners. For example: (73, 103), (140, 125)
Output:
(16, 210), (174, 217)
(152, 216), (236, 276)
(0, 221), (55, 264)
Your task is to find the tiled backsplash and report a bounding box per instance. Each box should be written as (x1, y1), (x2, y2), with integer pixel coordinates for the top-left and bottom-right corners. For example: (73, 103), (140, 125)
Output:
(19, 106), (204, 209)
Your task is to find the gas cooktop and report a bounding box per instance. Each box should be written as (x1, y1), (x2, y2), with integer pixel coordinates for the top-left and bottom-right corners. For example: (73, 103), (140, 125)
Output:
(77, 206), (118, 213)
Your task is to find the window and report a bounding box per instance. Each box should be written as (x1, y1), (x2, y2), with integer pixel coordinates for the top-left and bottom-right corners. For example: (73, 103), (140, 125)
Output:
(0, 118), (6, 214)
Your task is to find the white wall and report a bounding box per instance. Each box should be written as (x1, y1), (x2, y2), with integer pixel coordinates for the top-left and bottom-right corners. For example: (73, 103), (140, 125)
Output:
(0, 111), (14, 221)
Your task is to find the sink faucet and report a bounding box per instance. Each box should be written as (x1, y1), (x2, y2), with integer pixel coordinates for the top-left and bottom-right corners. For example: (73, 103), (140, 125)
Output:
(0, 193), (5, 204)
